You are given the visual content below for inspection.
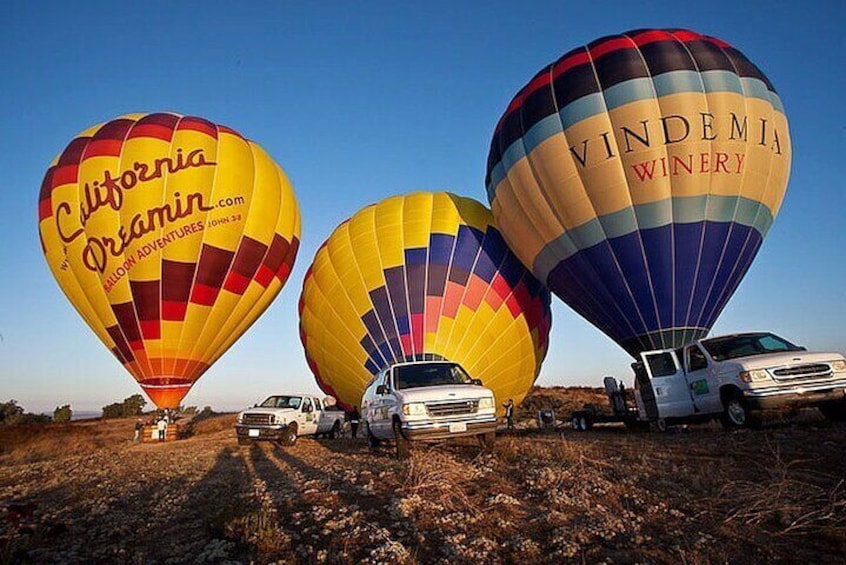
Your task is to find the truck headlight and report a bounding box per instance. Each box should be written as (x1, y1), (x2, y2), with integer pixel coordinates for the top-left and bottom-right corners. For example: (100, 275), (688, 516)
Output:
(739, 370), (770, 382)
(401, 402), (427, 416)
(478, 397), (494, 410)
(831, 360), (846, 372)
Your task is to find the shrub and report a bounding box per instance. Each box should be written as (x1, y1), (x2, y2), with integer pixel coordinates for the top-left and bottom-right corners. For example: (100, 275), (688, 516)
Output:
(53, 404), (72, 423)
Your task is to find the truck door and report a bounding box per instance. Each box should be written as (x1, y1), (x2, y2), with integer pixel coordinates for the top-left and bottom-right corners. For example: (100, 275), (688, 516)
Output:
(640, 349), (695, 420)
(683, 344), (720, 414)
(300, 397), (319, 436)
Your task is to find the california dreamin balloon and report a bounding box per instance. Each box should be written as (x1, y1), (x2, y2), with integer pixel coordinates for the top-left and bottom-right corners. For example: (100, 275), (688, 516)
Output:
(299, 192), (551, 411)
(486, 29), (790, 357)
(38, 113), (301, 408)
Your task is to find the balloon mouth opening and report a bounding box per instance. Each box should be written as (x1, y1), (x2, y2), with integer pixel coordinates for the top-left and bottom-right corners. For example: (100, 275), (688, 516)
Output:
(139, 379), (193, 409)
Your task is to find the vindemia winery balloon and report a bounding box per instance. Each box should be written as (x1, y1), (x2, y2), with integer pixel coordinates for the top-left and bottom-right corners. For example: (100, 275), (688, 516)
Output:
(38, 113), (301, 408)
(486, 29), (791, 357)
(299, 192), (552, 412)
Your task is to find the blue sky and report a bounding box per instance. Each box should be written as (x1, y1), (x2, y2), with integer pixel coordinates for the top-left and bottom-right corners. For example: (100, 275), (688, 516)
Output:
(2, 1), (844, 413)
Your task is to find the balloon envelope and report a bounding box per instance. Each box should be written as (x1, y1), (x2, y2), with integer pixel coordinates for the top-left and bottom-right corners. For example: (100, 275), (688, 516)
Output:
(38, 113), (301, 407)
(486, 29), (791, 357)
(299, 192), (551, 411)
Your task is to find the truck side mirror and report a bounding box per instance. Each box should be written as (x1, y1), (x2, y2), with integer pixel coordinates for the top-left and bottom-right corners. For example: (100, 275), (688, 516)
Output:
(472, 378), (483, 386)
(376, 385), (388, 395)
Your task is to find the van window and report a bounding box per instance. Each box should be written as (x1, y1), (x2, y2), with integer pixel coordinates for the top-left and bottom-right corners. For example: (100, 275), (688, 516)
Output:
(687, 346), (708, 372)
(314, 398), (322, 411)
(302, 398), (313, 412)
(645, 352), (678, 377)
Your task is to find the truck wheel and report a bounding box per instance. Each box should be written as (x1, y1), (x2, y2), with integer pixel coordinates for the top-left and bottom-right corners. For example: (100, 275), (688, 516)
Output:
(393, 420), (410, 460)
(280, 424), (298, 446)
(330, 421), (341, 439)
(366, 423), (380, 450)
(820, 399), (846, 422)
(478, 431), (496, 452)
(721, 392), (749, 429)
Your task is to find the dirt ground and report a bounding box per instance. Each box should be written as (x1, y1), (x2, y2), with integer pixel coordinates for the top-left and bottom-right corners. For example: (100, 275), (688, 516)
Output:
(1, 387), (844, 564)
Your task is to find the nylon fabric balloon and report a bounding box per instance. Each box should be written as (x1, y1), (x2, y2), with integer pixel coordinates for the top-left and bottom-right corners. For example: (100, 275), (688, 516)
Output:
(299, 192), (551, 412)
(38, 113), (301, 408)
(486, 29), (791, 357)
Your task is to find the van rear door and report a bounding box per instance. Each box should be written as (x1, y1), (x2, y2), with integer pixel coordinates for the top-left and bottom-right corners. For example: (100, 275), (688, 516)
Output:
(640, 349), (695, 420)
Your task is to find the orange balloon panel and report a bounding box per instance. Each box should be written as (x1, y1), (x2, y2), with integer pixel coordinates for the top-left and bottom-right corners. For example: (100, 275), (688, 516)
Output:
(38, 113), (301, 408)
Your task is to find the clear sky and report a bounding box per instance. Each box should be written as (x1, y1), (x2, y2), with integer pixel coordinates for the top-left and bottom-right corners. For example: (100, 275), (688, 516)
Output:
(2, 1), (844, 413)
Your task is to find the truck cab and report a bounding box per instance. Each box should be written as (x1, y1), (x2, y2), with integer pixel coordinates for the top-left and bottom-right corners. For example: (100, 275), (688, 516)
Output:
(235, 394), (345, 446)
(634, 332), (846, 428)
(361, 361), (498, 458)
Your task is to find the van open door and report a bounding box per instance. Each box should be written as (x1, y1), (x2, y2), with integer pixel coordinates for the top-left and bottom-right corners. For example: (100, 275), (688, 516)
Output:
(638, 349), (695, 421)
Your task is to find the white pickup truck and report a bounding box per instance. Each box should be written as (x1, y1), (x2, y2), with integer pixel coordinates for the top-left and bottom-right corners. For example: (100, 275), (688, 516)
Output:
(361, 360), (498, 458)
(571, 332), (846, 432)
(631, 332), (846, 429)
(235, 394), (346, 446)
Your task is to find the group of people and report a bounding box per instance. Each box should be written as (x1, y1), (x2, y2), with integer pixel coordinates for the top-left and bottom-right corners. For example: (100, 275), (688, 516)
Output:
(132, 411), (171, 443)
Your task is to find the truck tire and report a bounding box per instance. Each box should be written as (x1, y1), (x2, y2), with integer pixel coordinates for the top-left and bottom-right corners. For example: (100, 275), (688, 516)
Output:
(721, 391), (749, 429)
(819, 399), (846, 422)
(280, 424), (298, 446)
(478, 431), (496, 452)
(366, 423), (380, 450)
(393, 419), (410, 460)
(329, 421), (341, 439)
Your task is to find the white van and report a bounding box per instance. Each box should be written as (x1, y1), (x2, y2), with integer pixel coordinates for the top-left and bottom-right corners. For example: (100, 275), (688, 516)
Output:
(361, 361), (498, 458)
(634, 332), (846, 428)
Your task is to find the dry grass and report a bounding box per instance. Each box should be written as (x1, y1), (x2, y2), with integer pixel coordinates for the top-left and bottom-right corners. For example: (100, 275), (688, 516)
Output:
(1, 388), (844, 564)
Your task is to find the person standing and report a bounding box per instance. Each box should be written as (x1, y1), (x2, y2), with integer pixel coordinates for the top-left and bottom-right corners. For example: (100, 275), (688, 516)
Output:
(157, 416), (167, 442)
(350, 406), (360, 439)
(133, 419), (143, 442)
(503, 399), (514, 431)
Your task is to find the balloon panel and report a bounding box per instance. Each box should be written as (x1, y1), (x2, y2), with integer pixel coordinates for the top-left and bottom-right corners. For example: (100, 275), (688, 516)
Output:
(39, 113), (301, 407)
(486, 29), (791, 356)
(299, 193), (551, 411)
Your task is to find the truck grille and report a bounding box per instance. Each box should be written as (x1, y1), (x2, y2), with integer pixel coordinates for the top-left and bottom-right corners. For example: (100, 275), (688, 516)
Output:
(426, 400), (479, 417)
(241, 413), (273, 426)
(773, 364), (831, 381)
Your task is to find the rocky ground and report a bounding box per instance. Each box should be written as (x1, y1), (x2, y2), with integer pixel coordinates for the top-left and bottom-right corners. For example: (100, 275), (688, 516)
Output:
(1, 388), (844, 564)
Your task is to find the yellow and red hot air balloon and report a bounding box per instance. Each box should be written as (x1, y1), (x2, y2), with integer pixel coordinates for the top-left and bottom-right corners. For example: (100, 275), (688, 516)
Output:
(38, 113), (301, 408)
(486, 29), (790, 357)
(299, 192), (551, 413)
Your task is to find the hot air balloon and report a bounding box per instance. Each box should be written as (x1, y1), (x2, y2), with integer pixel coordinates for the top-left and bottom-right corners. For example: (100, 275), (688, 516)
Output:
(38, 113), (301, 408)
(299, 192), (551, 412)
(486, 29), (790, 357)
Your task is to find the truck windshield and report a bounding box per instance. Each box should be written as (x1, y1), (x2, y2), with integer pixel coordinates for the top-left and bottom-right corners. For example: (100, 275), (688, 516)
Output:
(394, 363), (473, 390)
(260, 396), (302, 409)
(701, 333), (803, 361)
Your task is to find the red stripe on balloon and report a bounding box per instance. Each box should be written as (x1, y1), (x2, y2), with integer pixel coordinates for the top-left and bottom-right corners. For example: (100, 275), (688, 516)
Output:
(190, 283), (220, 306)
(589, 37), (634, 60)
(127, 123), (175, 141)
(140, 320), (161, 340)
(85, 139), (123, 158)
(177, 117), (218, 138)
(38, 198), (52, 221)
(161, 300), (187, 321)
(223, 270), (251, 295)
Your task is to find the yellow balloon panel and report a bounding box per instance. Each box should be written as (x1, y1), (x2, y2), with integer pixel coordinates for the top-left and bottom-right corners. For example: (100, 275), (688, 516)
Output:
(39, 113), (301, 408)
(299, 192), (552, 412)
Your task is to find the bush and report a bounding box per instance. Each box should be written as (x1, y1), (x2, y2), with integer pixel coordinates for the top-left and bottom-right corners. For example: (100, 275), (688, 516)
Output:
(102, 394), (148, 419)
(0, 400), (24, 425)
(53, 404), (72, 423)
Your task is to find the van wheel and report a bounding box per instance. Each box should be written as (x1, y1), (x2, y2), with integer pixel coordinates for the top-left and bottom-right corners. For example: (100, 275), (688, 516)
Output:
(366, 423), (380, 450)
(393, 420), (410, 460)
(721, 392), (749, 429)
(820, 399), (846, 421)
(329, 421), (341, 439)
(280, 424), (298, 446)
(478, 431), (496, 452)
